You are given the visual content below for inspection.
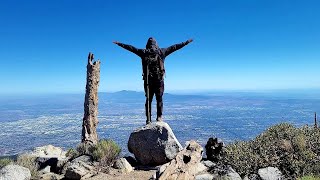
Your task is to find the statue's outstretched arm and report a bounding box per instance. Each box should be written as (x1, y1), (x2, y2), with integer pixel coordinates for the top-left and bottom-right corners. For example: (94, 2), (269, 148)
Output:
(113, 41), (144, 57)
(162, 39), (193, 57)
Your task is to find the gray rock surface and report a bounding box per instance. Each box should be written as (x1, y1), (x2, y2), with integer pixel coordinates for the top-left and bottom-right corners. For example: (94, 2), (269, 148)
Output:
(128, 122), (183, 166)
(38, 172), (64, 180)
(0, 165), (31, 180)
(81, 52), (100, 145)
(201, 160), (216, 168)
(39, 166), (51, 174)
(113, 158), (133, 173)
(195, 173), (215, 180)
(30, 145), (66, 158)
(158, 140), (203, 180)
(258, 167), (282, 180)
(64, 155), (95, 180)
(26, 145), (68, 174)
(220, 167), (241, 180)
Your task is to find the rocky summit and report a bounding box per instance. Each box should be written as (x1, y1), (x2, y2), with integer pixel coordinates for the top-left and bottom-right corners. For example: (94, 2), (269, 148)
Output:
(128, 122), (183, 166)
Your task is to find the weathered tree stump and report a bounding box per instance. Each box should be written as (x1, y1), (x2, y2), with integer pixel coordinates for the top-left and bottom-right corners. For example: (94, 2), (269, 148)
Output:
(81, 52), (100, 145)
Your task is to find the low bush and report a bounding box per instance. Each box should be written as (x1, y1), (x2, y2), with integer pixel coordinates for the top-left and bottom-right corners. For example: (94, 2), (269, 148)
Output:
(76, 142), (95, 156)
(66, 148), (79, 159)
(300, 176), (320, 180)
(69, 139), (121, 172)
(221, 123), (320, 179)
(92, 139), (121, 166)
(0, 158), (13, 168)
(16, 154), (39, 178)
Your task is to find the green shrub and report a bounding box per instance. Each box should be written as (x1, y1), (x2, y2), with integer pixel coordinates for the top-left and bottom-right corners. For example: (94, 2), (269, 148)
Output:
(66, 148), (79, 159)
(76, 142), (95, 156)
(16, 154), (39, 178)
(71, 139), (121, 171)
(300, 176), (320, 180)
(92, 139), (121, 166)
(221, 123), (320, 179)
(0, 158), (13, 168)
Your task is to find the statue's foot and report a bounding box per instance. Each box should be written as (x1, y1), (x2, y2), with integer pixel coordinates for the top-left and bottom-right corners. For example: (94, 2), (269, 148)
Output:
(146, 120), (151, 125)
(156, 116), (163, 122)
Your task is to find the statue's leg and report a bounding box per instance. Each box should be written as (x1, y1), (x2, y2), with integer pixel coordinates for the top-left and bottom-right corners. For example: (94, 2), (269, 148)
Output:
(156, 80), (164, 121)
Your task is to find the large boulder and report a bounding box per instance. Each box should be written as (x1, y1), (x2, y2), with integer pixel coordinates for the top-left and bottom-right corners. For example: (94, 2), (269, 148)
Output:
(128, 122), (183, 166)
(157, 140), (204, 180)
(64, 155), (95, 180)
(0, 165), (31, 180)
(258, 167), (282, 180)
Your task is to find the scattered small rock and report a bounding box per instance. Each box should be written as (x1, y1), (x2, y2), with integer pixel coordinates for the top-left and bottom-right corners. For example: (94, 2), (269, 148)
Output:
(113, 158), (133, 173)
(123, 156), (138, 167)
(39, 165), (51, 174)
(220, 166), (241, 180)
(195, 173), (215, 180)
(38, 172), (64, 180)
(258, 167), (282, 180)
(64, 155), (95, 180)
(201, 160), (216, 168)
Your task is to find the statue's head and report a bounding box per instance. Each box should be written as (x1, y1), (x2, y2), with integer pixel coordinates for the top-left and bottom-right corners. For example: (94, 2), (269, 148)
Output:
(146, 37), (158, 49)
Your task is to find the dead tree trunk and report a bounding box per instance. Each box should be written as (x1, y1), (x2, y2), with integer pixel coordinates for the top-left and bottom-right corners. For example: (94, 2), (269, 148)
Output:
(81, 52), (100, 145)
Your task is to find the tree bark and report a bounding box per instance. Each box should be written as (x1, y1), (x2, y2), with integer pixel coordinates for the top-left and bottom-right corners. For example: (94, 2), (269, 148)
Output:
(81, 52), (100, 145)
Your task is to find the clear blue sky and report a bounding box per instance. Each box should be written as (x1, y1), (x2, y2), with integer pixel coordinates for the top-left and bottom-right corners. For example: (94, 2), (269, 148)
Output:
(0, 0), (319, 94)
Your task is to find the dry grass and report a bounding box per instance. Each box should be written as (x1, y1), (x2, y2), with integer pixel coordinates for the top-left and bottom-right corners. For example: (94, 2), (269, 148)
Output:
(16, 154), (39, 178)
(0, 158), (13, 168)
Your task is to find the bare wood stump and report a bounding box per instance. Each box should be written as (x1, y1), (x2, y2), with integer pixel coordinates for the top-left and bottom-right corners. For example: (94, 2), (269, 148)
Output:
(81, 52), (101, 145)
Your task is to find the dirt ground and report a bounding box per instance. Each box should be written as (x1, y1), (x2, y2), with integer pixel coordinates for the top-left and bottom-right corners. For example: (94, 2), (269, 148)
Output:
(89, 168), (157, 180)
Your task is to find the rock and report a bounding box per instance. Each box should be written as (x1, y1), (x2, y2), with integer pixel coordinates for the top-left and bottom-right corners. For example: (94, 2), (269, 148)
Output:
(123, 156), (138, 167)
(220, 167), (241, 180)
(36, 157), (58, 172)
(195, 162), (208, 174)
(82, 52), (100, 145)
(0, 165), (31, 180)
(113, 158), (133, 173)
(39, 166), (51, 174)
(209, 165), (241, 180)
(128, 121), (183, 166)
(205, 137), (223, 162)
(158, 140), (203, 180)
(247, 174), (261, 180)
(64, 155), (95, 180)
(258, 167), (282, 180)
(28, 145), (68, 173)
(38, 172), (64, 180)
(201, 160), (216, 168)
(154, 162), (170, 178)
(195, 173), (215, 180)
(31, 145), (66, 158)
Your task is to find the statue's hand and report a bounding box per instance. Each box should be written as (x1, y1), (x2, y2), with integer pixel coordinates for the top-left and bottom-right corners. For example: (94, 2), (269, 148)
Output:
(113, 41), (120, 45)
(187, 39), (193, 43)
